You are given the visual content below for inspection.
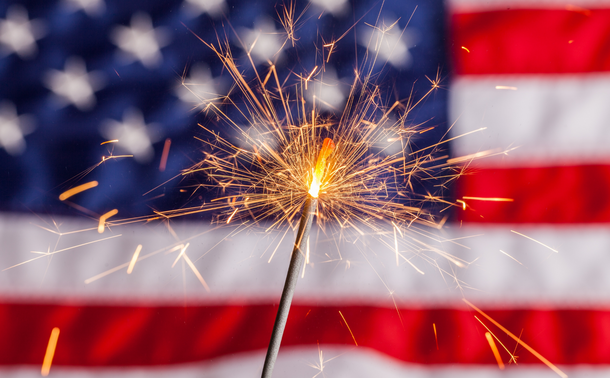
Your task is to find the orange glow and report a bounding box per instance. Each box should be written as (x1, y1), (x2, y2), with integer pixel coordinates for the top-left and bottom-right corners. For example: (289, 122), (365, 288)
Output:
(100, 139), (119, 145)
(98, 209), (118, 233)
(456, 199), (466, 210)
(308, 138), (335, 197)
(126, 244), (143, 274)
(159, 138), (171, 172)
(462, 196), (514, 202)
(433, 323), (439, 350)
(565, 4), (591, 16)
(475, 316), (518, 365)
(485, 332), (505, 369)
(463, 299), (567, 378)
(226, 207), (238, 224)
(339, 311), (358, 346)
(461, 46), (470, 53)
(59, 181), (98, 201)
(41, 327), (60, 377)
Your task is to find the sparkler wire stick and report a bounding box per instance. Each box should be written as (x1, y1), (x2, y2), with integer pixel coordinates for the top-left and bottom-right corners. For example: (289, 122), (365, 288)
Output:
(262, 138), (334, 378)
(261, 196), (317, 378)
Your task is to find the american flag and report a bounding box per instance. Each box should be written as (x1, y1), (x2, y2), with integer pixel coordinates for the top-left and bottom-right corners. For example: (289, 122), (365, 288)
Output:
(0, 0), (606, 377)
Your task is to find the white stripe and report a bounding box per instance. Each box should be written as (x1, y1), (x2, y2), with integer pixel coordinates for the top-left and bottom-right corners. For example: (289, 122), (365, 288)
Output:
(448, 0), (610, 12)
(1, 213), (608, 307)
(449, 74), (610, 166)
(1, 347), (607, 377)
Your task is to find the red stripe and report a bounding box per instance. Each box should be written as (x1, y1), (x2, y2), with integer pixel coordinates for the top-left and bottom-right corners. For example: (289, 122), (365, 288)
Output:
(451, 9), (610, 74)
(455, 165), (610, 223)
(1, 300), (609, 366)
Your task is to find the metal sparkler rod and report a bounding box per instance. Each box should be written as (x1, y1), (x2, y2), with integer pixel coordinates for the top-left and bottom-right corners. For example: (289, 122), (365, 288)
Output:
(261, 195), (317, 378)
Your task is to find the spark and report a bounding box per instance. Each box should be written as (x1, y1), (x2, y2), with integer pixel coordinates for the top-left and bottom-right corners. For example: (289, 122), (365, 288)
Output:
(85, 228), (223, 284)
(302, 65), (318, 90)
(226, 207), (238, 224)
(301, 236), (311, 278)
(446, 148), (509, 164)
(98, 209), (118, 233)
(511, 230), (559, 253)
(171, 243), (190, 268)
(41, 327), (60, 377)
(499, 250), (523, 266)
(433, 323), (438, 350)
(474, 316), (518, 365)
(409, 127), (486, 155)
(126, 244), (143, 274)
(277, 1), (305, 48)
(267, 228), (290, 263)
(4, 234), (121, 271)
(323, 41), (336, 62)
(159, 138), (171, 172)
(339, 310), (358, 346)
(101, 154), (133, 161)
(463, 299), (567, 378)
(393, 225), (399, 266)
(485, 332), (505, 370)
(183, 252), (210, 292)
(462, 196), (514, 202)
(59, 180), (98, 201)
(100, 139), (119, 145)
(456, 199), (466, 210)
(461, 46), (470, 53)
(495, 86), (517, 90)
(306, 342), (342, 378)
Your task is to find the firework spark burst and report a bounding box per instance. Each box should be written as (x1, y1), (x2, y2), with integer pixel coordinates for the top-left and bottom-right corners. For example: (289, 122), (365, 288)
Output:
(142, 15), (475, 277)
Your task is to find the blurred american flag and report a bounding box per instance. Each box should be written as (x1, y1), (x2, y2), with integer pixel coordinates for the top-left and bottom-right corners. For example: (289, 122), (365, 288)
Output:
(1, 0), (609, 377)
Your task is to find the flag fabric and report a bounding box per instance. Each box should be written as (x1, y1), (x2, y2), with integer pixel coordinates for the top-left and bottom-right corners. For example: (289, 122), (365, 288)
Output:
(0, 0), (608, 377)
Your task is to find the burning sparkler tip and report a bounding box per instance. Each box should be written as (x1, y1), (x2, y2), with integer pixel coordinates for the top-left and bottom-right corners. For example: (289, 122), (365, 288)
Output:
(308, 137), (335, 198)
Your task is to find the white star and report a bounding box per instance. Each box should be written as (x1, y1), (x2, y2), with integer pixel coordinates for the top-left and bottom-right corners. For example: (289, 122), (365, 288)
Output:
(175, 64), (225, 109)
(43, 56), (105, 111)
(373, 116), (407, 156)
(110, 12), (171, 69)
(0, 5), (46, 59)
(358, 20), (416, 69)
(100, 108), (162, 164)
(309, 0), (350, 17)
(306, 66), (347, 112)
(0, 101), (35, 156)
(235, 124), (279, 152)
(182, 0), (226, 18)
(240, 17), (284, 64)
(62, 0), (106, 17)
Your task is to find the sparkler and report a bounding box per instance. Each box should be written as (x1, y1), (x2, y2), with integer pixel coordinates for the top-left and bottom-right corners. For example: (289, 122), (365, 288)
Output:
(162, 11), (483, 376)
(261, 138), (333, 378)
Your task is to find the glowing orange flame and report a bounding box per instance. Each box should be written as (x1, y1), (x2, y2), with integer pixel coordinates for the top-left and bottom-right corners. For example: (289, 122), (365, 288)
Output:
(308, 138), (335, 198)
(98, 209), (118, 233)
(59, 181), (98, 201)
(485, 332), (505, 370)
(41, 327), (60, 376)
